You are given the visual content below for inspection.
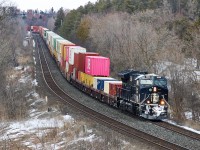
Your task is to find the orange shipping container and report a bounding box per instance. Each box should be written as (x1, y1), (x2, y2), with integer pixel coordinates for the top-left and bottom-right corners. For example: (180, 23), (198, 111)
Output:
(61, 42), (75, 61)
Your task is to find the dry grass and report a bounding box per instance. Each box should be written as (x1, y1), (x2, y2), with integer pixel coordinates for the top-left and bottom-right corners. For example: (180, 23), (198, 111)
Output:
(17, 55), (33, 65)
(184, 120), (200, 131)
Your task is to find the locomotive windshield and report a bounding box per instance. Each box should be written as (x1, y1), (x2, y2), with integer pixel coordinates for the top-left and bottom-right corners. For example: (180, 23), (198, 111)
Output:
(139, 76), (167, 88)
(140, 79), (153, 85)
(154, 78), (167, 87)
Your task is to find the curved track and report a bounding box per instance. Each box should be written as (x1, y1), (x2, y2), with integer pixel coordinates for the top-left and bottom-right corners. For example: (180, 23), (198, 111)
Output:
(155, 121), (200, 141)
(34, 34), (188, 150)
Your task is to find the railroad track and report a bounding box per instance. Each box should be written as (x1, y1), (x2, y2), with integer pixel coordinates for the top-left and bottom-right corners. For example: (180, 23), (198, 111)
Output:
(155, 121), (200, 141)
(34, 33), (188, 150)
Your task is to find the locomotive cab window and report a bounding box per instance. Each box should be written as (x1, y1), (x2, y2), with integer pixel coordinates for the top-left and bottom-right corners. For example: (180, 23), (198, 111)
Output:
(154, 78), (167, 88)
(140, 79), (153, 87)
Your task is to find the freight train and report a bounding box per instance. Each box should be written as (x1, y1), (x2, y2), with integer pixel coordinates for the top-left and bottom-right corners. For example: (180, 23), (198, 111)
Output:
(33, 26), (169, 120)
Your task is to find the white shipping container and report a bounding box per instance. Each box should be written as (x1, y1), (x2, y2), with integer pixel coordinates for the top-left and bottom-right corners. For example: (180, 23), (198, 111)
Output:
(56, 39), (70, 64)
(46, 31), (54, 46)
(68, 46), (86, 65)
(93, 77), (115, 89)
(104, 81), (122, 94)
(56, 39), (70, 53)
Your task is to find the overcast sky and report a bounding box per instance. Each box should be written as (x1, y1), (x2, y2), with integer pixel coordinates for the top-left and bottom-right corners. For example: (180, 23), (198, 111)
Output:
(9, 0), (97, 11)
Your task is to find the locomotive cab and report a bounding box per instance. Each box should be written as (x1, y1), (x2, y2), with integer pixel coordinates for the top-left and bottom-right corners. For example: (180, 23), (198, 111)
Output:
(118, 69), (169, 120)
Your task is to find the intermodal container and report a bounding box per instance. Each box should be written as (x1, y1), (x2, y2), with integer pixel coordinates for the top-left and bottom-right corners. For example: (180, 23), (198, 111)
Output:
(56, 39), (74, 53)
(46, 31), (54, 45)
(49, 33), (58, 55)
(85, 56), (110, 76)
(56, 40), (75, 63)
(78, 71), (85, 83)
(74, 52), (99, 72)
(85, 74), (94, 87)
(65, 46), (86, 64)
(53, 36), (63, 50)
(78, 72), (94, 87)
(42, 27), (49, 39)
(93, 77), (115, 89)
(59, 41), (75, 58)
(109, 81), (122, 96)
(96, 78), (116, 91)
(52, 35), (63, 59)
(104, 81), (122, 96)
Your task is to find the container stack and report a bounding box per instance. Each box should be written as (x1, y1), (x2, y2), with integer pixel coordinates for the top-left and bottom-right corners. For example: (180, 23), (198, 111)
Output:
(56, 39), (75, 69)
(64, 46), (86, 76)
(74, 52), (99, 80)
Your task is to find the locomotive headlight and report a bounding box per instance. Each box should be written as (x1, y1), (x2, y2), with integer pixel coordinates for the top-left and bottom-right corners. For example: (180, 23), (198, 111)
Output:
(160, 99), (165, 105)
(146, 100), (151, 104)
(153, 87), (157, 92)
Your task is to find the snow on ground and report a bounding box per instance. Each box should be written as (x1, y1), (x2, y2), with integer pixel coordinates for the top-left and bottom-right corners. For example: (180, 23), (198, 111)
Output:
(0, 65), (97, 149)
(185, 111), (193, 120)
(14, 66), (24, 70)
(1, 114), (73, 140)
(33, 57), (36, 65)
(164, 119), (200, 134)
(32, 79), (38, 86)
(67, 134), (96, 146)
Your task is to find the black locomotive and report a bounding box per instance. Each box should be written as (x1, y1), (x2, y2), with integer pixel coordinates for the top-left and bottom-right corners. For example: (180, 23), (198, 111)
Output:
(117, 69), (168, 120)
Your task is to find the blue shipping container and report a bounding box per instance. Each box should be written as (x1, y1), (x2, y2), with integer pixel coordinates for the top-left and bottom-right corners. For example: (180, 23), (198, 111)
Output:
(97, 78), (116, 90)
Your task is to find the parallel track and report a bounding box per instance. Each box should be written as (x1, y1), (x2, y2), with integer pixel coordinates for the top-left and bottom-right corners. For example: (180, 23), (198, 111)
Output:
(34, 33), (188, 150)
(155, 121), (200, 141)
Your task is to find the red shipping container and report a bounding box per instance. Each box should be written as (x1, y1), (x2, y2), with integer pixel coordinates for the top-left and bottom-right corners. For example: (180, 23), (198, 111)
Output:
(85, 56), (110, 76)
(109, 82), (122, 96)
(74, 52), (99, 72)
(74, 53), (79, 69)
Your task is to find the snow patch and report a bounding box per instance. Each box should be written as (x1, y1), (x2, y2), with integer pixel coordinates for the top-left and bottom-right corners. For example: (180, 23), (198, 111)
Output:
(18, 75), (32, 83)
(67, 134), (96, 146)
(1, 114), (73, 141)
(185, 111), (193, 120)
(164, 119), (200, 134)
(33, 56), (36, 65)
(14, 66), (23, 70)
(32, 79), (38, 86)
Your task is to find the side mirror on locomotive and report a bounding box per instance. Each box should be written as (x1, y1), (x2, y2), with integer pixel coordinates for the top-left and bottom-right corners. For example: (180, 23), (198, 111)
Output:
(117, 69), (169, 120)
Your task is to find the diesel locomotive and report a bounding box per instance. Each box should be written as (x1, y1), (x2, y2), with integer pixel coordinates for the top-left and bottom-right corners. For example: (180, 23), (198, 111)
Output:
(117, 70), (169, 120)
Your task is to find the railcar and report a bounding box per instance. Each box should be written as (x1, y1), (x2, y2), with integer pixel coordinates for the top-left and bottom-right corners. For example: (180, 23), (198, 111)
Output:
(33, 26), (169, 120)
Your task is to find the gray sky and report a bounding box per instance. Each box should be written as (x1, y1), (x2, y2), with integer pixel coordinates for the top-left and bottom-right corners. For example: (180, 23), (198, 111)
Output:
(9, 0), (97, 11)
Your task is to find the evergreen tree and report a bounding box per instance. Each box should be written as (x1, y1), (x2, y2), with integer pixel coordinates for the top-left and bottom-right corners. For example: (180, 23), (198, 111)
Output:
(54, 7), (65, 32)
